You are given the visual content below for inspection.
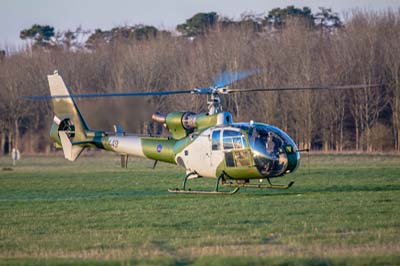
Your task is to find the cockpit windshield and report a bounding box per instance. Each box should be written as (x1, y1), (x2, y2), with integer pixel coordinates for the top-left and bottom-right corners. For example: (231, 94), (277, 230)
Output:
(250, 129), (282, 158)
(247, 124), (298, 177)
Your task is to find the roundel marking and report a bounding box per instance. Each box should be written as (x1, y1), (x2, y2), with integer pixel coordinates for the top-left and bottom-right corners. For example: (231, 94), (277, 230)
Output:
(156, 144), (163, 153)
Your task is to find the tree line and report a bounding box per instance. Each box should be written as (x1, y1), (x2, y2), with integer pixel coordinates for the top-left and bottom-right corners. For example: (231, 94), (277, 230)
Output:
(0, 7), (399, 154)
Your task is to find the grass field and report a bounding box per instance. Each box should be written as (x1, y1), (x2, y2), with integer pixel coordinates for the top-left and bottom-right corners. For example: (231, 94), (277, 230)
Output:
(0, 153), (399, 265)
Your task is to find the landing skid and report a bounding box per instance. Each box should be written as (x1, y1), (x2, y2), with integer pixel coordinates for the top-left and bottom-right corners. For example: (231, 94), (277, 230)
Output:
(168, 172), (240, 195)
(222, 180), (294, 190)
(168, 188), (240, 195)
(168, 172), (294, 195)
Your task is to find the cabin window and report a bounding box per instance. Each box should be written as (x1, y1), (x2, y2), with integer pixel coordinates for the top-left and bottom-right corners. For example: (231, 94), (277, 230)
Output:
(223, 130), (246, 150)
(211, 130), (221, 150)
(225, 152), (235, 167)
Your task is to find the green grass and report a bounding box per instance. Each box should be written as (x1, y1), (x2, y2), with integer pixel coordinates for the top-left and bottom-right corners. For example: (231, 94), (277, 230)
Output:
(1, 153), (399, 265)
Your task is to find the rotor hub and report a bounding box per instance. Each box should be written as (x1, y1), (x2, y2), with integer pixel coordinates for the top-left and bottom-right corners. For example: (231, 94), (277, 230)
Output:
(207, 92), (222, 115)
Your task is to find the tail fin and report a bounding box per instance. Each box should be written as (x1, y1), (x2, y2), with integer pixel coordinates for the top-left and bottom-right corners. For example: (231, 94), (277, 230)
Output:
(48, 71), (90, 161)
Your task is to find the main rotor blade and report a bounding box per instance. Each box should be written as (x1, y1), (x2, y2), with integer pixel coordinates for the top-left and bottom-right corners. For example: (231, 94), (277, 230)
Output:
(23, 69), (263, 100)
(213, 69), (260, 89)
(224, 84), (381, 93)
(23, 89), (194, 100)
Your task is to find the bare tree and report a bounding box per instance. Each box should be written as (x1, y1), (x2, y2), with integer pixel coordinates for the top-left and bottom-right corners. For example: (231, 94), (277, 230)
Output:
(1, 9), (399, 153)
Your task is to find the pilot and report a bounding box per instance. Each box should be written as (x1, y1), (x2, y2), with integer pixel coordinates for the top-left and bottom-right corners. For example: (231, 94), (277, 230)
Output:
(266, 132), (275, 154)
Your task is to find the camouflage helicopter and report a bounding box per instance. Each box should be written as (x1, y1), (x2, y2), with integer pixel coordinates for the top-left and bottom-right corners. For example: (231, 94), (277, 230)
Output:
(27, 70), (377, 194)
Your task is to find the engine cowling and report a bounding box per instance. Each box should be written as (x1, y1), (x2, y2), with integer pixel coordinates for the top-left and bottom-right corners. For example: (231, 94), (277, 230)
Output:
(152, 111), (196, 139)
(152, 111), (233, 140)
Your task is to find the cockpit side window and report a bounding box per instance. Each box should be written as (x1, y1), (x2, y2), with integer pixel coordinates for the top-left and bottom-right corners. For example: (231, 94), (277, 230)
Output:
(211, 130), (221, 150)
(223, 130), (246, 150)
(223, 130), (241, 138)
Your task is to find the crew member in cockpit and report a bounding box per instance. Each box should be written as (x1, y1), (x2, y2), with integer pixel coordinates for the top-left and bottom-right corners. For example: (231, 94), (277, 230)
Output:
(266, 132), (275, 154)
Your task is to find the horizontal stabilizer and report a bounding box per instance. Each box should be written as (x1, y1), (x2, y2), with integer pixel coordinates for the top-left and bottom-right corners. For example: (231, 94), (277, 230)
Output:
(59, 131), (85, 161)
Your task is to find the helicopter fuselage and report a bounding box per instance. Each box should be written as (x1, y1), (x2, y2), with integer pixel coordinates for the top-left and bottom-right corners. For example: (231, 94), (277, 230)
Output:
(47, 72), (300, 193)
(94, 120), (300, 181)
(36, 70), (376, 193)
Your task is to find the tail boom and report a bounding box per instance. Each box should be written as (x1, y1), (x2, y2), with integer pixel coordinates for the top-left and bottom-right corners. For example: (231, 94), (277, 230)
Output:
(47, 71), (176, 164)
(101, 136), (145, 158)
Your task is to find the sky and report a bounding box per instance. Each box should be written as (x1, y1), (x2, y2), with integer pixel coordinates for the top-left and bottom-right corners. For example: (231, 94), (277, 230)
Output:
(1, 0), (399, 48)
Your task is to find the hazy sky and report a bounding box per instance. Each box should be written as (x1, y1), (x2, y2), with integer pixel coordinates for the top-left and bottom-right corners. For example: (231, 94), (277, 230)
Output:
(1, 0), (399, 48)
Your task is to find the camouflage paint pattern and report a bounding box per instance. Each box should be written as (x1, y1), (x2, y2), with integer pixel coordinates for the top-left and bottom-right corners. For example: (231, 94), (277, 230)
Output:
(48, 72), (300, 181)
(141, 137), (177, 164)
(194, 113), (218, 132)
(165, 112), (188, 140)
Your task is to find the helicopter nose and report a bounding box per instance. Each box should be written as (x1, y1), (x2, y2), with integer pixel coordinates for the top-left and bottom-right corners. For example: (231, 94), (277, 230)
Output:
(286, 150), (300, 173)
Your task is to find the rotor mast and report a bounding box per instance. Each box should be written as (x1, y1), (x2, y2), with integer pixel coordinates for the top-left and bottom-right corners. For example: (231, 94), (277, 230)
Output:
(207, 91), (223, 115)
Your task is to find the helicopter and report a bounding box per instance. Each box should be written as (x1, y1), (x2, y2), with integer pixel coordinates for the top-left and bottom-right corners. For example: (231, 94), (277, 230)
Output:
(27, 70), (378, 194)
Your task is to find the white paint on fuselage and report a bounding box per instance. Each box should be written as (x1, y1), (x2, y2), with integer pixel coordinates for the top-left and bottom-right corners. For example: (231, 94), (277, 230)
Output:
(175, 129), (224, 178)
(107, 136), (145, 158)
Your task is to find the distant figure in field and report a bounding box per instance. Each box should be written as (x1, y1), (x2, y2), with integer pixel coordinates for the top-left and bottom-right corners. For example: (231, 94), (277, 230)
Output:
(11, 148), (20, 166)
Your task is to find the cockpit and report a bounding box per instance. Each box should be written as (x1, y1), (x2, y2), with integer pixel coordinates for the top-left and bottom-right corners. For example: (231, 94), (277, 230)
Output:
(211, 123), (300, 178)
(234, 123), (300, 177)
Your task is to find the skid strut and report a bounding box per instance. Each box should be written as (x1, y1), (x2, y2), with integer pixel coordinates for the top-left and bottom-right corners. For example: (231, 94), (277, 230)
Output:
(168, 172), (240, 195)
